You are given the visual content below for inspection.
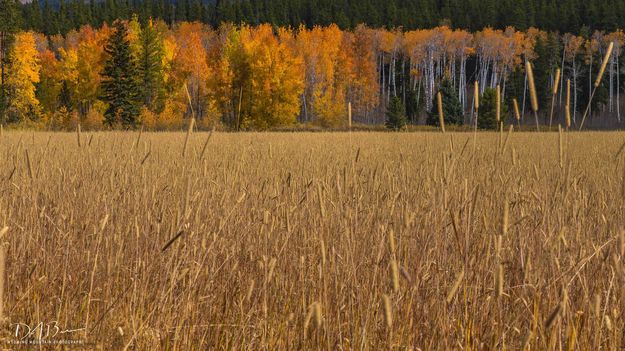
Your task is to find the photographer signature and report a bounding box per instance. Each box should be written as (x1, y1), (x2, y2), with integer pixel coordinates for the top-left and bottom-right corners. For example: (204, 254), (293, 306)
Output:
(11, 321), (85, 341)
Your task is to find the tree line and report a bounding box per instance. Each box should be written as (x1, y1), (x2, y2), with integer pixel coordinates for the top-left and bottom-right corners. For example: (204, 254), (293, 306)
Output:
(1, 12), (625, 130)
(16, 0), (625, 36)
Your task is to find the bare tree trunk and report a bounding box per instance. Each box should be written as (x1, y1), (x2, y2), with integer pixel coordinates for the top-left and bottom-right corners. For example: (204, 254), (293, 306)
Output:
(573, 65), (578, 124)
(609, 55), (614, 113)
(618, 52), (621, 122)
(589, 55), (593, 119)
(560, 48), (566, 104)
(522, 70), (527, 122)
(380, 53), (385, 107)
(402, 57), (406, 104)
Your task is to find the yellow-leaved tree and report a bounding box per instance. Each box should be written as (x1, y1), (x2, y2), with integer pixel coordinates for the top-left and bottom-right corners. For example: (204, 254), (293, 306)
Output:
(6, 31), (41, 122)
(208, 23), (248, 130)
(76, 25), (110, 118)
(239, 24), (304, 129)
(296, 25), (350, 127)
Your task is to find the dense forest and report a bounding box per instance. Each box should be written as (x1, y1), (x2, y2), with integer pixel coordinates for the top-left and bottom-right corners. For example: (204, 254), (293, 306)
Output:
(1, 0), (625, 130)
(15, 0), (625, 35)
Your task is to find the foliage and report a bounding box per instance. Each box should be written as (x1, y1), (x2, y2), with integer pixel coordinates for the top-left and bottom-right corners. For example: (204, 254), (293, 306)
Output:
(101, 20), (142, 128)
(297, 25), (349, 127)
(17, 0), (625, 36)
(385, 96), (407, 130)
(238, 25), (304, 130)
(427, 79), (463, 126)
(478, 88), (508, 129)
(138, 19), (166, 113)
(0, 0), (22, 120)
(4, 22), (625, 130)
(5, 31), (41, 122)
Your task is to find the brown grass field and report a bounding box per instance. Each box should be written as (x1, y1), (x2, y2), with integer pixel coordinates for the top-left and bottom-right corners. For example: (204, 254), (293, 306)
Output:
(0, 130), (624, 350)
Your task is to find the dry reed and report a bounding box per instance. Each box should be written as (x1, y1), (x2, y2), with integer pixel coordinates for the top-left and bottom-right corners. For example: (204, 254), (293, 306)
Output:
(580, 42), (614, 130)
(549, 68), (561, 129)
(437, 92), (445, 133)
(348, 102), (352, 129)
(526, 60), (540, 131)
(0, 131), (623, 350)
(496, 85), (501, 123)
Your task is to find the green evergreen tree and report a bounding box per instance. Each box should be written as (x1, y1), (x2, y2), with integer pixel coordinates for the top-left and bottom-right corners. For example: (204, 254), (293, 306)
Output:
(139, 19), (166, 113)
(59, 80), (73, 112)
(101, 20), (142, 128)
(15, 0), (625, 36)
(385, 96), (407, 130)
(532, 33), (560, 122)
(0, 0), (21, 123)
(477, 88), (508, 129)
(404, 89), (420, 123)
(23, 0), (43, 31)
(427, 79), (463, 126)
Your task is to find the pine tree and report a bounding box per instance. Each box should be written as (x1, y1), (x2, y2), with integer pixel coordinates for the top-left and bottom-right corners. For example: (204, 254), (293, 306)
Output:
(101, 20), (142, 128)
(23, 0), (43, 31)
(477, 88), (508, 129)
(427, 79), (463, 126)
(532, 33), (560, 121)
(0, 0), (21, 122)
(139, 19), (166, 113)
(385, 96), (407, 130)
(42, 0), (58, 35)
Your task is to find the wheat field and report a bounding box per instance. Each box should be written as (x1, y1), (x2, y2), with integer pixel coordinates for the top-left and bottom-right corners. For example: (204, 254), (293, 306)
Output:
(0, 130), (624, 350)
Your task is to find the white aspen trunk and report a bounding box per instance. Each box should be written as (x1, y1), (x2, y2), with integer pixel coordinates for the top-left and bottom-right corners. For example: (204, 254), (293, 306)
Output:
(451, 55), (456, 89)
(381, 53), (385, 106)
(393, 52), (397, 96)
(609, 55), (614, 113)
(402, 57), (406, 104)
(573, 65), (578, 124)
(459, 57), (463, 107)
(618, 51), (621, 121)
(560, 48), (566, 104)
(589, 54), (593, 119)
(522, 70), (527, 121)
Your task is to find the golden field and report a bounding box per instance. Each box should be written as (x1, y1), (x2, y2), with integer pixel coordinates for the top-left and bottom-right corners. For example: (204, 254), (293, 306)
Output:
(0, 130), (624, 350)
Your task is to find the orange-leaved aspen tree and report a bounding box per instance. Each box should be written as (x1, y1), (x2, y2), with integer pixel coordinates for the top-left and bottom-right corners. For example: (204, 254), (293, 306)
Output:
(349, 25), (379, 124)
(172, 22), (212, 122)
(75, 24), (110, 117)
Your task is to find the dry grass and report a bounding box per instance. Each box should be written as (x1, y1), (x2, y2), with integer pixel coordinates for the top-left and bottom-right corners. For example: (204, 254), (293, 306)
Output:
(0, 130), (625, 349)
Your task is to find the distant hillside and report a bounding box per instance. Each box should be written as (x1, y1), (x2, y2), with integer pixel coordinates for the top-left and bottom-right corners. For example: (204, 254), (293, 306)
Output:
(19, 0), (625, 35)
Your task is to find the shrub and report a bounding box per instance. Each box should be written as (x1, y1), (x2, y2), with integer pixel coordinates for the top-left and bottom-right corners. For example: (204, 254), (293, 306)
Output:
(427, 79), (463, 126)
(478, 88), (508, 129)
(385, 96), (407, 130)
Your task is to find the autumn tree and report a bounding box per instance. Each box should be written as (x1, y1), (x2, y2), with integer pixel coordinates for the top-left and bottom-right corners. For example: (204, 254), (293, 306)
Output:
(238, 24), (304, 129)
(208, 23), (248, 129)
(101, 20), (142, 128)
(296, 25), (349, 127)
(76, 24), (110, 116)
(5, 31), (40, 122)
(37, 48), (62, 114)
(171, 22), (212, 120)
(349, 25), (379, 123)
(58, 47), (79, 111)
